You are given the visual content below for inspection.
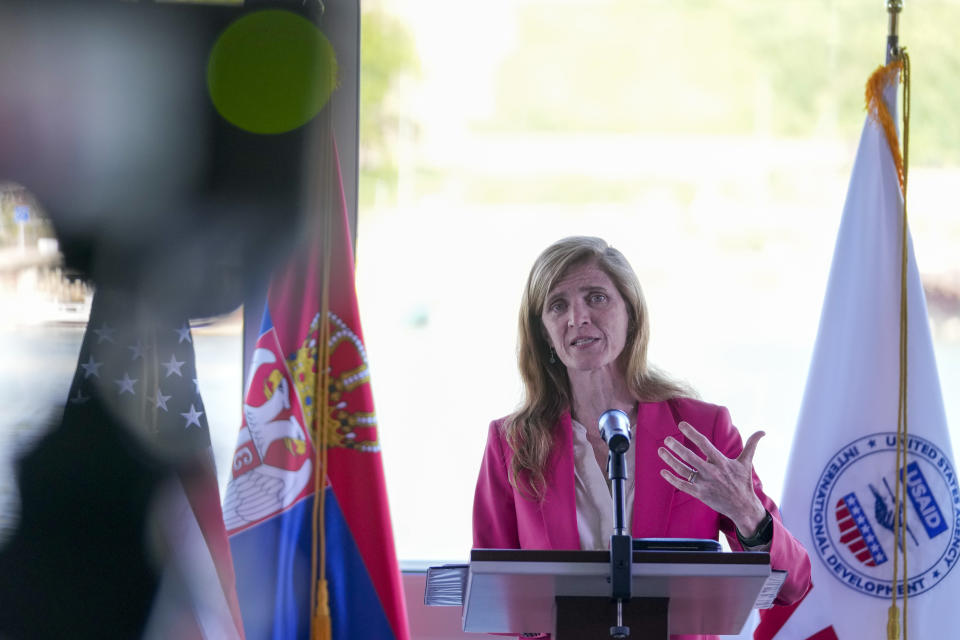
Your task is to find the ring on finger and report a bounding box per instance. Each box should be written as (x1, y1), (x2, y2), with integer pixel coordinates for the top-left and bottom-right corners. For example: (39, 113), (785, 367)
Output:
(688, 469), (698, 484)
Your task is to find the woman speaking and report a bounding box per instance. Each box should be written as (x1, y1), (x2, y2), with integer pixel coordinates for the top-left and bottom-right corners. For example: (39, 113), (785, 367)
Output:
(472, 236), (811, 640)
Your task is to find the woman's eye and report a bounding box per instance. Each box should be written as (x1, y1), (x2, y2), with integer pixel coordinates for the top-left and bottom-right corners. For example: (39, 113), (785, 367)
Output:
(548, 301), (566, 313)
(589, 293), (607, 304)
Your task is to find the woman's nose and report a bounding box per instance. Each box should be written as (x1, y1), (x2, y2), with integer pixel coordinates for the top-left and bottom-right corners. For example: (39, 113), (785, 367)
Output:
(567, 301), (590, 327)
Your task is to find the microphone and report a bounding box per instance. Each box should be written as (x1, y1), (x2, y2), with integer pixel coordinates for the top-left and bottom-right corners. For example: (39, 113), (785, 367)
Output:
(598, 409), (631, 454)
(599, 408), (633, 613)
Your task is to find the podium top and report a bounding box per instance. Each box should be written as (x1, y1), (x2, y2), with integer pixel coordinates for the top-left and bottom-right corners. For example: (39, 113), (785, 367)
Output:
(471, 548), (770, 566)
(463, 549), (778, 636)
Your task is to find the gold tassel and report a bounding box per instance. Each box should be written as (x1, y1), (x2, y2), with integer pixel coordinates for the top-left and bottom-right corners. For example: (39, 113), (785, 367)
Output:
(887, 604), (901, 640)
(865, 59), (905, 191)
(312, 578), (332, 640)
(872, 49), (912, 640)
(310, 135), (336, 640)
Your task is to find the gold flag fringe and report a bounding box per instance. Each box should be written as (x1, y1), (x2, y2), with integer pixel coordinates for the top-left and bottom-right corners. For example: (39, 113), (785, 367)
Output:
(866, 59), (905, 193)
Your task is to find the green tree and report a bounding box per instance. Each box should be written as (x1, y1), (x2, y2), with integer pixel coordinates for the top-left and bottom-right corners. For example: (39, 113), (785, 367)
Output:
(359, 5), (421, 205)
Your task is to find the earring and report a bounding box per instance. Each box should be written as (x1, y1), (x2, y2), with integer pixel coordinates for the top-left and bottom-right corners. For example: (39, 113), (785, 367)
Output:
(549, 347), (556, 364)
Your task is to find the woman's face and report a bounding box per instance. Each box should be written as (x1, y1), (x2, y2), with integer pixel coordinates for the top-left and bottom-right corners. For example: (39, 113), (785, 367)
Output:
(540, 260), (630, 374)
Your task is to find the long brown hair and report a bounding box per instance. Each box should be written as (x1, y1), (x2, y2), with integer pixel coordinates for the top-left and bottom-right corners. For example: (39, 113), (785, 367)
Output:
(506, 236), (692, 499)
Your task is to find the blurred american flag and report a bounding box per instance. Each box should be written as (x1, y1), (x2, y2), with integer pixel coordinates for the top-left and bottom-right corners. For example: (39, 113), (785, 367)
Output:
(63, 289), (245, 638)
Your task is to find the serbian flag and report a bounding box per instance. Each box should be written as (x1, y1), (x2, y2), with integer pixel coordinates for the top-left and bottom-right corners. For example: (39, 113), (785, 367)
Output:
(224, 143), (409, 640)
(755, 60), (960, 639)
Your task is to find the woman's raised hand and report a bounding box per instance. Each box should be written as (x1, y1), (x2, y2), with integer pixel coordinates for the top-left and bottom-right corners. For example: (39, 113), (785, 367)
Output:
(657, 421), (767, 538)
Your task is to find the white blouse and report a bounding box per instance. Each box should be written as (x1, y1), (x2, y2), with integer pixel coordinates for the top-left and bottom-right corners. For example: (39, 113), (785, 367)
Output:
(570, 419), (636, 551)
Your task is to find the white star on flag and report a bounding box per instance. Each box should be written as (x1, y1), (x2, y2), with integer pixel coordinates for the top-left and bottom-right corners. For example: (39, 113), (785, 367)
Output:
(114, 373), (138, 395)
(162, 354), (185, 378)
(80, 356), (103, 379)
(176, 324), (192, 344)
(93, 323), (117, 344)
(181, 404), (204, 429)
(128, 340), (146, 361)
(154, 390), (172, 412)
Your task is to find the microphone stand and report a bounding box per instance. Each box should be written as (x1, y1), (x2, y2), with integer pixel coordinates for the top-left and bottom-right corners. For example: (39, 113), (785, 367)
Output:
(608, 441), (631, 638)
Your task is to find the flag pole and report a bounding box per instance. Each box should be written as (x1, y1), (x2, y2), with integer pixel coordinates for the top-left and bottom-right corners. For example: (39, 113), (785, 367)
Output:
(881, 2), (912, 638)
(886, 0), (903, 64)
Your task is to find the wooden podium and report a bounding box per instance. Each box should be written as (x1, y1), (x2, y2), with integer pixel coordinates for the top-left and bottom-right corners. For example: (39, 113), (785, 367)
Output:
(459, 549), (784, 639)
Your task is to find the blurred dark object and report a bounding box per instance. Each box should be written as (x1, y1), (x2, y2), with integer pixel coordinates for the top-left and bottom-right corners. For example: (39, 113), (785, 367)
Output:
(0, 1), (335, 637)
(0, 0), (321, 319)
(0, 399), (167, 639)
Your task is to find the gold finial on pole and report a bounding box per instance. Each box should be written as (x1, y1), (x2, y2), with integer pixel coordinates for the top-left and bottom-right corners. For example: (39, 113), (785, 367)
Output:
(887, 0), (904, 63)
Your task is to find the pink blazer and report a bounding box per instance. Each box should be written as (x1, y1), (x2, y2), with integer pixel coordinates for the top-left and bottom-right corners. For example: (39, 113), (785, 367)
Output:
(472, 397), (811, 638)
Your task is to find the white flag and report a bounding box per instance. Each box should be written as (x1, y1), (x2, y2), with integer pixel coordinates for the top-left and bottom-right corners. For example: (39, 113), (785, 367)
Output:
(757, 61), (960, 640)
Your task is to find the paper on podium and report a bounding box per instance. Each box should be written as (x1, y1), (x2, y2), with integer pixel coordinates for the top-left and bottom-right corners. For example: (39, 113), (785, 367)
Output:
(423, 564), (469, 606)
(753, 569), (787, 609)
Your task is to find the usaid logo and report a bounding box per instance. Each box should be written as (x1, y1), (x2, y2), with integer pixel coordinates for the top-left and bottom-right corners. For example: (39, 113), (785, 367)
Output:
(810, 433), (960, 598)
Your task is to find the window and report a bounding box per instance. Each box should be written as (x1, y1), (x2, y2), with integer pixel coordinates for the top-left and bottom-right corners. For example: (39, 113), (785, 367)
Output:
(354, 0), (960, 562)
